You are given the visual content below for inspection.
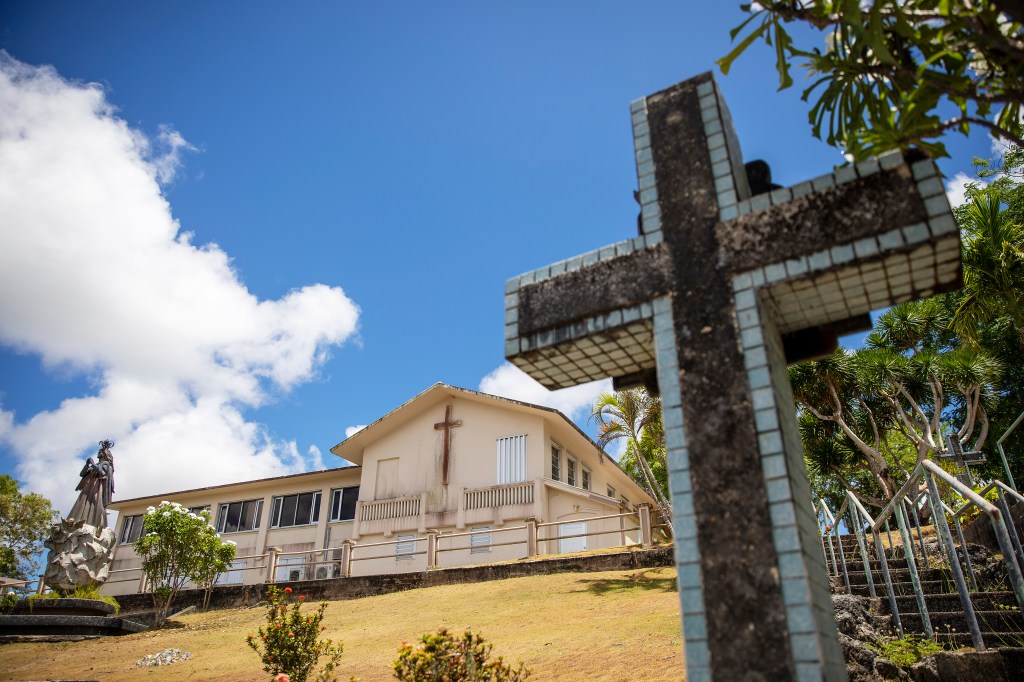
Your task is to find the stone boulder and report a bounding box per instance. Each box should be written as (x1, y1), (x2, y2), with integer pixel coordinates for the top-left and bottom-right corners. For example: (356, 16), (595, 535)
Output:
(43, 518), (116, 593)
(833, 593), (906, 681)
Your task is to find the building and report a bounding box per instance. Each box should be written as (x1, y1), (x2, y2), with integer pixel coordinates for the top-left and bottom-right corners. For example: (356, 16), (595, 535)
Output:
(103, 383), (657, 596)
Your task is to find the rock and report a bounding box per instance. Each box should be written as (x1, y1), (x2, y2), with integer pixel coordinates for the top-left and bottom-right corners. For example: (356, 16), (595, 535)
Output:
(874, 657), (909, 680)
(833, 593), (895, 681)
(43, 518), (116, 593)
(133, 648), (192, 667)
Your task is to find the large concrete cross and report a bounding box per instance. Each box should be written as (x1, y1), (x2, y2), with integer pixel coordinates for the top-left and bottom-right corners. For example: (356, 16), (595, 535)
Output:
(503, 73), (961, 680)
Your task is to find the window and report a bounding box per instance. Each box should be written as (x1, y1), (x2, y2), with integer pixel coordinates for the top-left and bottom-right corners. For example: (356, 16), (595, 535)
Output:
(396, 534), (417, 561)
(188, 505), (210, 517)
(216, 499), (262, 533)
(551, 446), (561, 481)
(607, 485), (616, 499)
(330, 486), (359, 522)
(470, 526), (492, 554)
(567, 457), (577, 487)
(276, 556), (307, 582)
(582, 468), (591, 491)
(270, 492), (321, 528)
(119, 514), (143, 545)
(496, 434), (527, 484)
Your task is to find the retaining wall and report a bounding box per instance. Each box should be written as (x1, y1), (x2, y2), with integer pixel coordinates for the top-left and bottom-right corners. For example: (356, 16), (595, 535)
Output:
(116, 546), (674, 614)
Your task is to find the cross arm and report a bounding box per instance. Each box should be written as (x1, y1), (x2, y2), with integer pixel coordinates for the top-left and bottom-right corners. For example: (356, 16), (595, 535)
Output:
(518, 241), (673, 336)
(716, 156), (931, 273)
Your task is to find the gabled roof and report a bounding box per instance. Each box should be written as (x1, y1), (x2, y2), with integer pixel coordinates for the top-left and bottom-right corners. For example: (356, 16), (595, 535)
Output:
(108, 465), (361, 509)
(331, 382), (618, 470)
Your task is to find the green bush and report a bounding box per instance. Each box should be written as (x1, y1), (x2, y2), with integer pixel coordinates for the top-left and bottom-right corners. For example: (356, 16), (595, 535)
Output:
(393, 627), (530, 681)
(28, 585), (120, 612)
(870, 636), (943, 668)
(246, 585), (343, 682)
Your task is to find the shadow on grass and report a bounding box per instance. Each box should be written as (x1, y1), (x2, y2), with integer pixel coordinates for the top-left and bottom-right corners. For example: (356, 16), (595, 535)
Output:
(573, 569), (677, 596)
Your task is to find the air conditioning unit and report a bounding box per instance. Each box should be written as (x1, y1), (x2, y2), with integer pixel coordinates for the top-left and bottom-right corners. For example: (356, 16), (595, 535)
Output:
(288, 569), (302, 582)
(315, 566), (330, 580)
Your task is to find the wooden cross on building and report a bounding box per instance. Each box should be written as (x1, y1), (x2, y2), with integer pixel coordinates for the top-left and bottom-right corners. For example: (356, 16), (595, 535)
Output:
(502, 73), (961, 681)
(434, 404), (462, 486)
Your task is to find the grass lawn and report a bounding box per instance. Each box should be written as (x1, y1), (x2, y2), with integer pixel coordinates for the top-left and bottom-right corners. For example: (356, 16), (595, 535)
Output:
(0, 566), (684, 681)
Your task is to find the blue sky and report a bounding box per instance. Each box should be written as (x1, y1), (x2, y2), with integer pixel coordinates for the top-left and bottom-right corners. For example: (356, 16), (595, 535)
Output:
(0, 2), (996, 514)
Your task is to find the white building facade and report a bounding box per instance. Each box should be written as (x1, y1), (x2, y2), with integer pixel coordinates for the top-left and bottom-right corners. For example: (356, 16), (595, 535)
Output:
(103, 384), (658, 596)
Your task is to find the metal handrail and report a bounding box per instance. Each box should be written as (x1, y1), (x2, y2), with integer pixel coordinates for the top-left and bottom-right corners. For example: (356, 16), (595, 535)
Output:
(818, 458), (1024, 651)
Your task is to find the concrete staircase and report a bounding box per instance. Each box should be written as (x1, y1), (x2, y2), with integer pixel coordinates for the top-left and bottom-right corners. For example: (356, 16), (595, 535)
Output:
(831, 533), (1024, 649)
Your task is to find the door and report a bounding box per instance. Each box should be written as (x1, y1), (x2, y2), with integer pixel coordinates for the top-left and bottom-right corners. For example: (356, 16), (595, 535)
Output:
(558, 521), (587, 553)
(375, 457), (400, 499)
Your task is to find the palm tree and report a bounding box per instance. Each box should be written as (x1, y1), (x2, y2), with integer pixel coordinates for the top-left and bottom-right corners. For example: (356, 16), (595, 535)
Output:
(590, 389), (673, 536)
(952, 192), (1024, 348)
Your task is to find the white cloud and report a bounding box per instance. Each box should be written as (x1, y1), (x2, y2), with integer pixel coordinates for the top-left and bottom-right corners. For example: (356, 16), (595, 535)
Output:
(344, 424), (367, 438)
(479, 363), (611, 422)
(945, 171), (988, 208)
(0, 54), (360, 513)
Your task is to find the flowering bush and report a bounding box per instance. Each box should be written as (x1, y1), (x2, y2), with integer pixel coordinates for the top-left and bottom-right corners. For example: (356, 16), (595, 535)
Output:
(246, 586), (343, 682)
(393, 627), (530, 681)
(133, 501), (236, 626)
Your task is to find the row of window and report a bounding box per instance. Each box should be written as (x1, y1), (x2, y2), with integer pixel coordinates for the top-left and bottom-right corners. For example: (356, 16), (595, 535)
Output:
(117, 486), (360, 544)
(550, 445), (592, 491)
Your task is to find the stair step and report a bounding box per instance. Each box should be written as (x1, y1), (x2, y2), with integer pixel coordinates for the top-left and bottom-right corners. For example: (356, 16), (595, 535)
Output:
(898, 609), (1024, 634)
(843, 567), (949, 585)
(846, 580), (951, 597)
(891, 591), (1019, 612)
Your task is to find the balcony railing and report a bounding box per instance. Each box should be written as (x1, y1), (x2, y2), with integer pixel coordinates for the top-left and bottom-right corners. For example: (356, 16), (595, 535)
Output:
(360, 496), (421, 521)
(464, 481), (534, 510)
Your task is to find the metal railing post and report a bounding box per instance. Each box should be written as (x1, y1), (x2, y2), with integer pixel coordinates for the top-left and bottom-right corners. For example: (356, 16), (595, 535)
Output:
(951, 513), (978, 590)
(995, 489), (1024, 572)
(851, 503), (876, 598)
(872, 529), (903, 637)
(925, 471), (984, 650)
(895, 500), (933, 639)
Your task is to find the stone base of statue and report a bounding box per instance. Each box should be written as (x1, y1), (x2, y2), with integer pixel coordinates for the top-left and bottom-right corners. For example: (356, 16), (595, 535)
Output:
(42, 518), (116, 593)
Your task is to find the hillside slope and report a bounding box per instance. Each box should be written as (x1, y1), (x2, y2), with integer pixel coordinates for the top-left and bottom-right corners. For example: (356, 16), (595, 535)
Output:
(0, 566), (683, 681)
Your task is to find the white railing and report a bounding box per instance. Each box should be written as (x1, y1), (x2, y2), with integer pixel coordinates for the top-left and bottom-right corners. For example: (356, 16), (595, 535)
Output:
(464, 481), (534, 510)
(101, 506), (657, 594)
(360, 496), (421, 521)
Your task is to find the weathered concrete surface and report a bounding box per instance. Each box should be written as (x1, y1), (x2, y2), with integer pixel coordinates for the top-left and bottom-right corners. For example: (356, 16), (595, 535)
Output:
(114, 546), (674, 613)
(43, 519), (115, 593)
(909, 648), (1024, 682)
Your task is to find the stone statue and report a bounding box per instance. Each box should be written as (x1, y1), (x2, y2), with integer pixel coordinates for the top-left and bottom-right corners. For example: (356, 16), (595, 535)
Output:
(44, 440), (117, 594)
(67, 439), (115, 529)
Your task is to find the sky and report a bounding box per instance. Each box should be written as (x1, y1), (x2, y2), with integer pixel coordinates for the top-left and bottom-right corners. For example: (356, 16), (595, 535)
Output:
(0, 1), (998, 517)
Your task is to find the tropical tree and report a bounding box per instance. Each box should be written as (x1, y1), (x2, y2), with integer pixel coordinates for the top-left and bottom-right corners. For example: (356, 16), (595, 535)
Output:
(590, 389), (673, 535)
(133, 501), (236, 626)
(719, 1), (1024, 160)
(791, 301), (1003, 508)
(952, 151), (1024, 347)
(0, 475), (57, 586)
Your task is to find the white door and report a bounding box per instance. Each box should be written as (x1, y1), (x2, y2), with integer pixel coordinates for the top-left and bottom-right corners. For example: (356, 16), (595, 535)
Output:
(559, 521), (587, 553)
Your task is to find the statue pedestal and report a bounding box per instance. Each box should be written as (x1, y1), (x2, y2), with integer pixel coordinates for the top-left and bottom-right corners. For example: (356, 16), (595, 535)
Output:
(43, 518), (116, 593)
(0, 598), (146, 642)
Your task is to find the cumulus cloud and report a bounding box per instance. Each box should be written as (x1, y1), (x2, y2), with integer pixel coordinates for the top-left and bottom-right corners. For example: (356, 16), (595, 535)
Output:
(479, 363), (611, 423)
(0, 54), (360, 513)
(344, 425), (367, 438)
(945, 171), (988, 208)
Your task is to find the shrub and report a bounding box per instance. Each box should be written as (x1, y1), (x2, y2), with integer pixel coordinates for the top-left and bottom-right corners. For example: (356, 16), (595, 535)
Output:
(133, 501), (236, 626)
(870, 636), (944, 668)
(393, 627), (530, 681)
(29, 585), (120, 612)
(246, 586), (343, 682)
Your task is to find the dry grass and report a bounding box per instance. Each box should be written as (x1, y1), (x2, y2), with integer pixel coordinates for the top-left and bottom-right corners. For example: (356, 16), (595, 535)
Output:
(0, 567), (683, 681)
